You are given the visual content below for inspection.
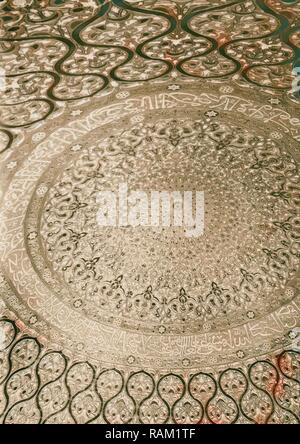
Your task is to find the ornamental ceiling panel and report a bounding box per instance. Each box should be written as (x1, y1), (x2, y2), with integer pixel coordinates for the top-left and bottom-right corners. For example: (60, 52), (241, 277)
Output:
(0, 0), (299, 424)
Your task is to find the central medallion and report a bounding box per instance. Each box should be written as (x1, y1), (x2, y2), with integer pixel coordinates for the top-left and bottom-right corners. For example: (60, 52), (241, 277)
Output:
(1, 82), (298, 368)
(34, 117), (298, 334)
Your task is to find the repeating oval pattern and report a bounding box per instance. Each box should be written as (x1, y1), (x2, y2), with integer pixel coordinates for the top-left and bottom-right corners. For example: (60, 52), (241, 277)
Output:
(0, 319), (299, 423)
(0, 0), (299, 144)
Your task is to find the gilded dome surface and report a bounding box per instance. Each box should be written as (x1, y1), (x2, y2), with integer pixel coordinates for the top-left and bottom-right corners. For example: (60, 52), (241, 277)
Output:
(0, 0), (299, 424)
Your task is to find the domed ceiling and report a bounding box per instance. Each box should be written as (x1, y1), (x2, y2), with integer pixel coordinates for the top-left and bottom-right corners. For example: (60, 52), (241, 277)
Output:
(0, 0), (299, 424)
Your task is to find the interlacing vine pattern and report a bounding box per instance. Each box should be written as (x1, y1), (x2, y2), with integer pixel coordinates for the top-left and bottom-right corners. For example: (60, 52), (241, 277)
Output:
(0, 319), (299, 424)
(0, 0), (300, 425)
(0, 0), (300, 153)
